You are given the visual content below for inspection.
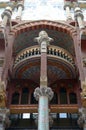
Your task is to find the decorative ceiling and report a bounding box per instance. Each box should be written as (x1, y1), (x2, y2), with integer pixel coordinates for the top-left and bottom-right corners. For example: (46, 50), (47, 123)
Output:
(13, 57), (76, 85)
(13, 28), (75, 56)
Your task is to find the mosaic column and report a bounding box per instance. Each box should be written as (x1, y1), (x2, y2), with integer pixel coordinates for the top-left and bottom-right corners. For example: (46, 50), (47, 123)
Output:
(34, 31), (54, 130)
(74, 6), (84, 29)
(64, 1), (72, 21)
(16, 2), (24, 20)
(1, 7), (12, 28)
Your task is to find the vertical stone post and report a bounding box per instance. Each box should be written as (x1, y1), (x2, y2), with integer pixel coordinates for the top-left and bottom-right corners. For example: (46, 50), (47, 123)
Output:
(16, 2), (24, 20)
(64, 1), (72, 21)
(1, 7), (12, 29)
(34, 31), (54, 130)
(74, 6), (84, 29)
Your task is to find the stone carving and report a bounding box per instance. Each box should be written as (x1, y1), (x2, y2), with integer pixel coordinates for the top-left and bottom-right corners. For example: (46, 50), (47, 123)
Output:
(0, 80), (6, 108)
(34, 87), (54, 101)
(34, 31), (53, 45)
(77, 108), (86, 128)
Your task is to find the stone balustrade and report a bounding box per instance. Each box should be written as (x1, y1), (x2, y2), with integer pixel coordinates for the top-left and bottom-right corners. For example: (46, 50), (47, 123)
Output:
(13, 45), (75, 68)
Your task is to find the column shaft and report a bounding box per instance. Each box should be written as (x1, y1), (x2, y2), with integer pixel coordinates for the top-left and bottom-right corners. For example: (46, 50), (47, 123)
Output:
(17, 6), (23, 19)
(1, 16), (8, 28)
(38, 96), (49, 130)
(77, 16), (84, 29)
(66, 6), (72, 20)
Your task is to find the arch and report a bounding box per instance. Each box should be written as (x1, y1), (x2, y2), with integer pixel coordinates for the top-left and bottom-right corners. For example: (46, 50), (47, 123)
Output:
(11, 20), (77, 49)
(69, 92), (77, 104)
(21, 88), (29, 104)
(60, 87), (67, 104)
(11, 92), (20, 104)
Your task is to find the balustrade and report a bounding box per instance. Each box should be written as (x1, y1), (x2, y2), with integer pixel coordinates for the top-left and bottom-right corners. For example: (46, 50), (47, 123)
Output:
(14, 45), (75, 68)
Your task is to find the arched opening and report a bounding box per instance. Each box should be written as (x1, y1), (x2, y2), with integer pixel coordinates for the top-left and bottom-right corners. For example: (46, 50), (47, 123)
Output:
(50, 92), (58, 104)
(60, 87), (67, 104)
(69, 92), (77, 104)
(21, 88), (29, 104)
(11, 92), (20, 104)
(30, 92), (38, 104)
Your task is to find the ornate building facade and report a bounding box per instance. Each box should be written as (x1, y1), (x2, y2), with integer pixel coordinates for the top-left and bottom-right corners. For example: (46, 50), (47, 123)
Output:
(0, 0), (86, 130)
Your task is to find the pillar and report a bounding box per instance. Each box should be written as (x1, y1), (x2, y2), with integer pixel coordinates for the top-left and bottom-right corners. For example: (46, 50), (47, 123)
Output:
(16, 2), (24, 20)
(34, 31), (54, 130)
(74, 6), (84, 29)
(1, 6), (12, 29)
(64, 1), (72, 21)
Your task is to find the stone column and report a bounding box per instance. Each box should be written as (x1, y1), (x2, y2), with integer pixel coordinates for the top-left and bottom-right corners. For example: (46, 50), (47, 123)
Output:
(16, 2), (24, 20)
(1, 7), (12, 28)
(34, 31), (54, 130)
(0, 108), (10, 130)
(74, 6), (84, 29)
(64, 1), (72, 21)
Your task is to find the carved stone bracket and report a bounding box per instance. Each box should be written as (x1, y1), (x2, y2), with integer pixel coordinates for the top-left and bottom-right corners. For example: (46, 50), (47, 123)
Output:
(34, 87), (54, 101)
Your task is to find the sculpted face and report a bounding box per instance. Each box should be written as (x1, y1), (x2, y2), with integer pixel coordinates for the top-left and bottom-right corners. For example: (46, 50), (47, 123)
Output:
(39, 31), (48, 39)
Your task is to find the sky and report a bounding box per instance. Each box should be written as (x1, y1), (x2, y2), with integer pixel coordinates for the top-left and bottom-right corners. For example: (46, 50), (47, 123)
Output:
(0, 0), (86, 21)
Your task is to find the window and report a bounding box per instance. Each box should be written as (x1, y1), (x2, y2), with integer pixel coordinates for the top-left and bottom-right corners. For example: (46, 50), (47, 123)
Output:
(31, 93), (38, 104)
(11, 92), (19, 104)
(50, 92), (58, 104)
(21, 88), (29, 104)
(69, 92), (77, 104)
(60, 87), (67, 104)
(22, 113), (30, 119)
(59, 113), (67, 118)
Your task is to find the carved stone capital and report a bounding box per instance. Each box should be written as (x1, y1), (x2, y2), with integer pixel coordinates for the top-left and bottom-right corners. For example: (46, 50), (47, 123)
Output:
(34, 87), (54, 101)
(1, 7), (12, 20)
(17, 2), (24, 10)
(74, 7), (84, 21)
(34, 31), (53, 46)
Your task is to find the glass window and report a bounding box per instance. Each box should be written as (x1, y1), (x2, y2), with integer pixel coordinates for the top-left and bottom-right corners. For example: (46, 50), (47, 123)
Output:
(69, 93), (77, 104)
(21, 88), (29, 104)
(59, 113), (67, 118)
(22, 113), (30, 119)
(60, 87), (67, 104)
(11, 92), (19, 104)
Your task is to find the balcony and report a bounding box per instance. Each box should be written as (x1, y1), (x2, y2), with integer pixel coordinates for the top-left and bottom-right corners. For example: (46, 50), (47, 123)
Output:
(13, 45), (75, 69)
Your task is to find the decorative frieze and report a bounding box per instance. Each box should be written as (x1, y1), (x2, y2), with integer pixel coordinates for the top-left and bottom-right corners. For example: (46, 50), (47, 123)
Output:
(34, 87), (54, 101)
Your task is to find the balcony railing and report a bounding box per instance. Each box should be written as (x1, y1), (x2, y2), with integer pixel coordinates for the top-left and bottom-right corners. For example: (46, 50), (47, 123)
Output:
(14, 45), (75, 68)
